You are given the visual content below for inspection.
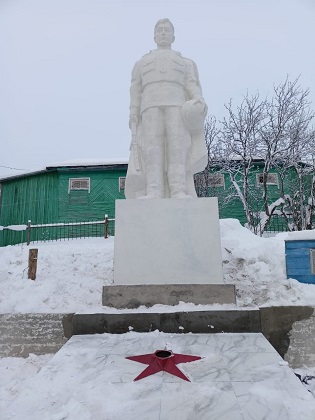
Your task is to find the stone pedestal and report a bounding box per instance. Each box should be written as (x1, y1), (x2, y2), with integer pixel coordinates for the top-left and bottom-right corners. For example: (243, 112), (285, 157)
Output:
(113, 198), (224, 285)
(103, 284), (236, 308)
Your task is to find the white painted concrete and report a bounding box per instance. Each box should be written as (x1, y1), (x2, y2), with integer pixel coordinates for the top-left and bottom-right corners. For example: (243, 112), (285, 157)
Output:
(114, 198), (224, 285)
(125, 18), (207, 199)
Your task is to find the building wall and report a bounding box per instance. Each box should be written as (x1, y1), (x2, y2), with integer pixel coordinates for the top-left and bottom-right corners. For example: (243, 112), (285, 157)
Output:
(0, 171), (59, 245)
(0, 171), (59, 225)
(0, 167), (127, 246)
(57, 169), (126, 221)
(201, 164), (295, 227)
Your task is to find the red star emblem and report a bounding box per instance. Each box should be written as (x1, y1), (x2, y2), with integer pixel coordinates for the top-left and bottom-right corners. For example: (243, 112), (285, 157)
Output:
(126, 349), (202, 382)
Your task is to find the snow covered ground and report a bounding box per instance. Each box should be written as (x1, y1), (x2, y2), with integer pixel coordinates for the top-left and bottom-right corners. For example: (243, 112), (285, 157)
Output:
(1, 218), (315, 313)
(1, 218), (315, 415)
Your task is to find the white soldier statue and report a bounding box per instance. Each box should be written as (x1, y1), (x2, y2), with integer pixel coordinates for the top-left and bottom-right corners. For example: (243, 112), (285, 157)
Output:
(125, 18), (208, 199)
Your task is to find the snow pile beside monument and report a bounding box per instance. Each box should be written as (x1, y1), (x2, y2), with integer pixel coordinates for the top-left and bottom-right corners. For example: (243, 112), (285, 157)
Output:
(220, 218), (315, 307)
(0, 218), (315, 313)
(0, 238), (114, 313)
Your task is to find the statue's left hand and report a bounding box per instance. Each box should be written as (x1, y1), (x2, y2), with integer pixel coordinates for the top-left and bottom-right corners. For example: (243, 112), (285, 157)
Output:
(194, 98), (208, 115)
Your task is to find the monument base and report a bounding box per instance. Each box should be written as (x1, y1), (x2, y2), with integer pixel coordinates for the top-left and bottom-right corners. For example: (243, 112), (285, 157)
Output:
(103, 284), (236, 308)
(113, 197), (224, 285)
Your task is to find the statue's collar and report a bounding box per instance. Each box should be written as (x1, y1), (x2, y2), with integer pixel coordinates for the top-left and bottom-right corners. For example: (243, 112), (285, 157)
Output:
(149, 49), (182, 56)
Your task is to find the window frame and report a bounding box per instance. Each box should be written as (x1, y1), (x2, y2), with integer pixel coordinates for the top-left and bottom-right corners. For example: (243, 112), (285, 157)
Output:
(208, 173), (225, 188)
(119, 177), (126, 192)
(310, 249), (315, 275)
(68, 177), (91, 193)
(256, 173), (279, 187)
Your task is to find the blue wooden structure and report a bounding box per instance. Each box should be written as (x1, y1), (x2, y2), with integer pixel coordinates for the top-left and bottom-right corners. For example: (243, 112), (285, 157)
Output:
(285, 239), (315, 284)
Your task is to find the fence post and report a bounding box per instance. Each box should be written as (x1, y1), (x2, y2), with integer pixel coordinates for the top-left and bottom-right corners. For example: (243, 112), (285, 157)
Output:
(28, 248), (38, 280)
(26, 220), (31, 245)
(104, 214), (109, 239)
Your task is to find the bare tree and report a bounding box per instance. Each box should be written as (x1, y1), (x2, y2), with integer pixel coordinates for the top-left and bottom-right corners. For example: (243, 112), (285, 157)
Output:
(281, 127), (315, 231)
(201, 76), (315, 235)
(194, 116), (221, 197)
(258, 76), (315, 233)
(219, 93), (266, 232)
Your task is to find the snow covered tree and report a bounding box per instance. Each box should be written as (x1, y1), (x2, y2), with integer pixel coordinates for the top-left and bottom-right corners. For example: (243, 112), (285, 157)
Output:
(194, 116), (222, 198)
(219, 93), (267, 233)
(258, 77), (315, 233)
(199, 77), (315, 235)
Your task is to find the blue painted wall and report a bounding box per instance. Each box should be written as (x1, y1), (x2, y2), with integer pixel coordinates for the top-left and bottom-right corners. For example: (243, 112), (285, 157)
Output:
(285, 240), (315, 284)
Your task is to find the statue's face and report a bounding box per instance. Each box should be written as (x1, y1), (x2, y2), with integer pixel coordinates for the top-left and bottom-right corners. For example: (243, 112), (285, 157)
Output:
(154, 22), (175, 47)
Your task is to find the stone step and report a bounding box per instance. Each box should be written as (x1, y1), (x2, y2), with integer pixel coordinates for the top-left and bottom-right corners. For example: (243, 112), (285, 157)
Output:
(73, 309), (261, 336)
(0, 313), (73, 357)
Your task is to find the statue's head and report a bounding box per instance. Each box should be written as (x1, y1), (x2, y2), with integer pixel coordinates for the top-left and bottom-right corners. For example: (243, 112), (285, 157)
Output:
(154, 18), (175, 48)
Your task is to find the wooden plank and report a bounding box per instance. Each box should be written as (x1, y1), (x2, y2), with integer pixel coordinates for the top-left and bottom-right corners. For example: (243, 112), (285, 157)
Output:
(286, 258), (310, 269)
(285, 249), (310, 257)
(288, 275), (315, 284)
(287, 267), (311, 276)
(285, 241), (315, 249)
(28, 249), (38, 280)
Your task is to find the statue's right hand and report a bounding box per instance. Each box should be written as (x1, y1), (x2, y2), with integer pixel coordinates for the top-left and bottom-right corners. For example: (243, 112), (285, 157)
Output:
(129, 114), (138, 129)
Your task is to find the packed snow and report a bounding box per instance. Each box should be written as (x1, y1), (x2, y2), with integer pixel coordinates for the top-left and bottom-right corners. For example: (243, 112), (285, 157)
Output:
(0, 353), (54, 415)
(1, 218), (315, 415)
(1, 218), (315, 313)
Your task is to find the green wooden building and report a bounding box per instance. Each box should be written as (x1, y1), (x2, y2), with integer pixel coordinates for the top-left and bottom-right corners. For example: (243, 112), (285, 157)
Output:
(195, 159), (313, 233)
(0, 159), (128, 246)
(1, 158), (311, 246)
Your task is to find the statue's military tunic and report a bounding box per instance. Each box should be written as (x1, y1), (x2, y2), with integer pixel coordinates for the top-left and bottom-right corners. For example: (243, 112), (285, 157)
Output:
(130, 49), (203, 117)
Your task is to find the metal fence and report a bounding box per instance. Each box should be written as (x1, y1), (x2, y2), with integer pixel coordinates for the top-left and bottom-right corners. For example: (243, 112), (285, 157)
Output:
(1, 213), (303, 247)
(253, 215), (291, 236)
(262, 215), (291, 234)
(0, 217), (115, 247)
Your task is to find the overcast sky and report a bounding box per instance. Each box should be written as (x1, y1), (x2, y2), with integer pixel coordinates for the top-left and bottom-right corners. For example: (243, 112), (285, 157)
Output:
(0, 0), (314, 178)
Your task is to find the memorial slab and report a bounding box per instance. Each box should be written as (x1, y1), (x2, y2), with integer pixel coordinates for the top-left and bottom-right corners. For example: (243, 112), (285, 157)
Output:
(5, 332), (315, 420)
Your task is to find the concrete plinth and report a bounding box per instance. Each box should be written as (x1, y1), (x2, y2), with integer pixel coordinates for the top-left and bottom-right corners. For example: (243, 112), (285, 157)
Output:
(113, 198), (224, 285)
(72, 310), (261, 335)
(103, 284), (236, 308)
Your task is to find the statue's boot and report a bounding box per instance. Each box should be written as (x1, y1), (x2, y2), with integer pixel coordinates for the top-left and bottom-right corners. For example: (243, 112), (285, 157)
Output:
(140, 136), (165, 198)
(143, 163), (165, 198)
(168, 163), (192, 199)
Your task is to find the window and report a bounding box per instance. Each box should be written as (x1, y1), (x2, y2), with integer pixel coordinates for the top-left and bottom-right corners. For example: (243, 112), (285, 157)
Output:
(119, 177), (126, 191)
(68, 178), (90, 193)
(208, 173), (225, 188)
(256, 173), (279, 186)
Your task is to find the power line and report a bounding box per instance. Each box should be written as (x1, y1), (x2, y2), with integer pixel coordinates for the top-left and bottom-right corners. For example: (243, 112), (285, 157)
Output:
(0, 165), (28, 171)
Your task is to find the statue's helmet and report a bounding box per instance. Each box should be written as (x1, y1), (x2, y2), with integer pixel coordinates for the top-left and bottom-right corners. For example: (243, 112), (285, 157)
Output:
(181, 99), (207, 132)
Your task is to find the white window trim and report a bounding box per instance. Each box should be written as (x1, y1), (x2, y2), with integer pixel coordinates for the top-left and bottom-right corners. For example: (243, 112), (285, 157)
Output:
(310, 249), (315, 275)
(208, 173), (225, 188)
(68, 178), (90, 193)
(119, 177), (126, 192)
(256, 173), (279, 186)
